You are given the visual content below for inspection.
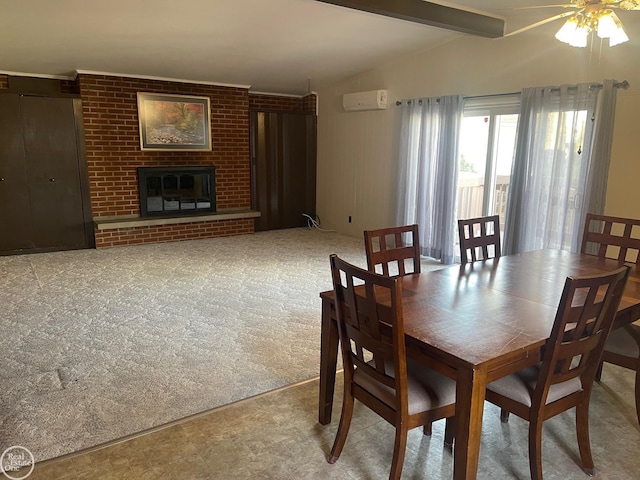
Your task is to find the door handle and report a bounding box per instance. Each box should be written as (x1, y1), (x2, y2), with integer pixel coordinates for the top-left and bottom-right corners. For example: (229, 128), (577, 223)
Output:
(49, 177), (55, 182)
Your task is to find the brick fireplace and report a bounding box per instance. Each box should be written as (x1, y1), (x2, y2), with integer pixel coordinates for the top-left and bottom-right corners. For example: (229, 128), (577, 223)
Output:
(72, 73), (315, 248)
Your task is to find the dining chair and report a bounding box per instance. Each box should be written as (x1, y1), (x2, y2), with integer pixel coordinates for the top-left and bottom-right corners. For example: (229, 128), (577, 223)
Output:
(599, 323), (640, 424)
(485, 265), (630, 480)
(457, 215), (501, 265)
(363, 224), (444, 435)
(363, 224), (421, 277)
(581, 212), (640, 425)
(327, 254), (456, 480)
(581, 213), (640, 264)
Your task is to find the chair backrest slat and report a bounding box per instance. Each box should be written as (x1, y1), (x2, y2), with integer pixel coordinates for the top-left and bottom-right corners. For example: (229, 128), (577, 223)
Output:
(458, 215), (501, 265)
(581, 213), (640, 264)
(364, 224), (421, 277)
(330, 254), (406, 400)
(533, 266), (629, 407)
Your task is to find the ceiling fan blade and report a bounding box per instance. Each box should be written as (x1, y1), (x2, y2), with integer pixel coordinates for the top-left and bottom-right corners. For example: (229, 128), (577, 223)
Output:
(502, 11), (575, 37)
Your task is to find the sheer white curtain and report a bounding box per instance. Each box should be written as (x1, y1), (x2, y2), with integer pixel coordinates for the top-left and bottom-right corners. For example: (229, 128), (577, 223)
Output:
(396, 95), (463, 264)
(504, 84), (599, 254)
(580, 79), (620, 230)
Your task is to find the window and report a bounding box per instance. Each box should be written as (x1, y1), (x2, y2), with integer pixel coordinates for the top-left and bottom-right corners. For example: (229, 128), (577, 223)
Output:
(398, 83), (613, 263)
(455, 95), (520, 251)
(505, 85), (599, 254)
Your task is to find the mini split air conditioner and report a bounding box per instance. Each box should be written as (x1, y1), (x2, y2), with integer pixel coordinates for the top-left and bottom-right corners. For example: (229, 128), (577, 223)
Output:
(343, 89), (388, 112)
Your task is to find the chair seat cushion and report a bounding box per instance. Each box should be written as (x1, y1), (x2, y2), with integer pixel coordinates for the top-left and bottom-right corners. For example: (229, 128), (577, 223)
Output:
(354, 358), (456, 415)
(605, 324), (640, 357)
(486, 364), (583, 407)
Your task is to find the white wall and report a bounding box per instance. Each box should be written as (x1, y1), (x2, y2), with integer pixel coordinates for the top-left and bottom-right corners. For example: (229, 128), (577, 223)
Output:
(315, 18), (640, 237)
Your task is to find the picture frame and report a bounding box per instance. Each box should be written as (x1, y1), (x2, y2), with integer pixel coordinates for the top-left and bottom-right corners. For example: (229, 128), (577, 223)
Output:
(137, 92), (211, 151)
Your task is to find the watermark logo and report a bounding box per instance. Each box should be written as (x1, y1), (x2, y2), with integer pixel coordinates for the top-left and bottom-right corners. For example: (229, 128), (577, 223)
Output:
(1, 446), (34, 480)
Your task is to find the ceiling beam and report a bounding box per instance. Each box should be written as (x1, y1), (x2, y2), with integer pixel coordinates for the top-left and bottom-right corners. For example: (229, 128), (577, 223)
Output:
(315, 0), (504, 38)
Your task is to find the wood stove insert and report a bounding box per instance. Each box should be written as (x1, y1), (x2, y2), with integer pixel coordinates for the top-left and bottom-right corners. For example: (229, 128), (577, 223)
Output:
(137, 166), (216, 217)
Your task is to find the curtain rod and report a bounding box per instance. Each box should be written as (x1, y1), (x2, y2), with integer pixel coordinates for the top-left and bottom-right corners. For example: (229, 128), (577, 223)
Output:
(547, 80), (629, 93)
(470, 80), (629, 97)
(464, 91), (519, 100)
(396, 92), (515, 106)
(395, 80), (629, 106)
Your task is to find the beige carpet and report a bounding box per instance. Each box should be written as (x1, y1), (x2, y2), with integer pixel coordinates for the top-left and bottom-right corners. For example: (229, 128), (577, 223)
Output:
(2, 228), (397, 461)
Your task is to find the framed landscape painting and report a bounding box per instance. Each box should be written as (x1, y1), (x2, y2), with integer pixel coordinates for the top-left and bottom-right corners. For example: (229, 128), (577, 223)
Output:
(137, 92), (211, 151)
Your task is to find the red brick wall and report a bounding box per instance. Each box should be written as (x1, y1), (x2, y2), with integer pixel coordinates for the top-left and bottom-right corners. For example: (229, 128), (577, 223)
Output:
(95, 218), (254, 248)
(77, 73), (254, 247)
(78, 74), (250, 217)
(61, 79), (80, 95)
(249, 93), (316, 113)
(0, 75), (77, 93)
(302, 94), (317, 114)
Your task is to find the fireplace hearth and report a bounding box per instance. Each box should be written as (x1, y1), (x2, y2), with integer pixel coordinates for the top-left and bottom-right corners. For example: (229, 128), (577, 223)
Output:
(137, 166), (216, 217)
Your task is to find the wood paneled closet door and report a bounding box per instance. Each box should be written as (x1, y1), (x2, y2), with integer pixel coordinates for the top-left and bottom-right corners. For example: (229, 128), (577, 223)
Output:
(251, 111), (317, 231)
(0, 95), (32, 251)
(0, 94), (92, 254)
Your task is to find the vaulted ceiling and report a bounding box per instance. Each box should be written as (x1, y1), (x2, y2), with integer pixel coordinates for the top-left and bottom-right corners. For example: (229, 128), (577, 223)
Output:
(0, 1), (621, 94)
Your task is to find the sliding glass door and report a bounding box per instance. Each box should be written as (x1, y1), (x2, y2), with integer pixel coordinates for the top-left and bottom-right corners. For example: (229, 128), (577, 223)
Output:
(455, 96), (519, 253)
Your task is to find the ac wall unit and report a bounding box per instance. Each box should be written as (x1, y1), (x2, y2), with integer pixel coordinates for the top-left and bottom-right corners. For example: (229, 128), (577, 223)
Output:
(343, 89), (388, 112)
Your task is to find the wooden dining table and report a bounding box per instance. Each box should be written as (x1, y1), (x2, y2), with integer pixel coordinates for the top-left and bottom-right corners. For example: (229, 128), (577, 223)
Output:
(318, 249), (640, 480)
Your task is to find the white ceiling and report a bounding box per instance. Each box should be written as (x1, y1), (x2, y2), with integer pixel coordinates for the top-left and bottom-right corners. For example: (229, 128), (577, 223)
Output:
(0, 1), (601, 94)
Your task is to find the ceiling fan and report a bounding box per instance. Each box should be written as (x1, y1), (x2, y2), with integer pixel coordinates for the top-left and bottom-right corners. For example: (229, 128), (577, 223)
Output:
(504, 0), (640, 46)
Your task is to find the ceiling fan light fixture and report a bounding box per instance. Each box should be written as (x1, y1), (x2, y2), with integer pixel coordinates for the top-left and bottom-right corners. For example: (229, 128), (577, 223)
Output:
(609, 22), (630, 45)
(618, 0), (640, 10)
(597, 10), (618, 38)
(555, 16), (580, 44)
(608, 10), (630, 45)
(509, 2), (633, 47)
(570, 24), (590, 47)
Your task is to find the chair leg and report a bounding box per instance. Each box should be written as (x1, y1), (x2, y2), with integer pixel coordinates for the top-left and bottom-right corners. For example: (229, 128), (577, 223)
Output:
(576, 401), (595, 476)
(635, 368), (640, 427)
(389, 424), (409, 480)
(328, 388), (355, 464)
(444, 417), (455, 448)
(423, 422), (432, 436)
(594, 360), (603, 382)
(528, 418), (544, 480)
(500, 408), (510, 423)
